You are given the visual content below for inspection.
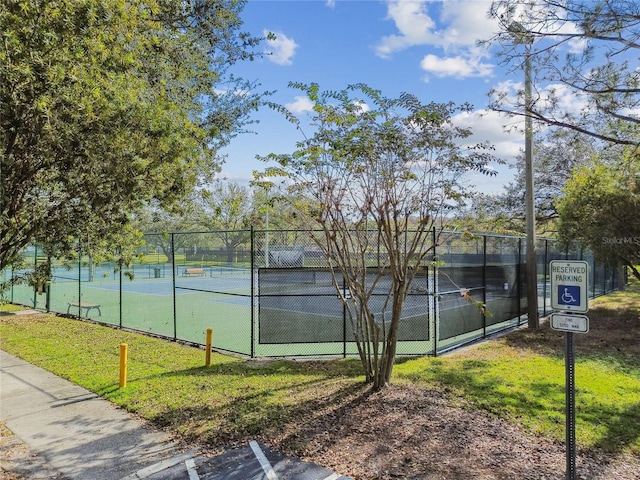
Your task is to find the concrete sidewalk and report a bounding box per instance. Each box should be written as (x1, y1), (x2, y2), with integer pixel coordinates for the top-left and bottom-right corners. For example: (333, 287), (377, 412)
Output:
(1, 349), (193, 479)
(1, 348), (349, 480)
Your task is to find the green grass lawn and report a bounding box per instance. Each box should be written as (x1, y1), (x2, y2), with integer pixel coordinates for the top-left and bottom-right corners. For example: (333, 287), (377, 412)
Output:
(1, 282), (639, 455)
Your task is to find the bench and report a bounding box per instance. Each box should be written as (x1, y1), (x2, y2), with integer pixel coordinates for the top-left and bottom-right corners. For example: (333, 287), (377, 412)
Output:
(67, 302), (102, 317)
(183, 268), (205, 277)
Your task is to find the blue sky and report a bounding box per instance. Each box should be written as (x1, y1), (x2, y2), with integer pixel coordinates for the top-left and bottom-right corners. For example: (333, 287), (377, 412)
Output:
(220, 0), (529, 194)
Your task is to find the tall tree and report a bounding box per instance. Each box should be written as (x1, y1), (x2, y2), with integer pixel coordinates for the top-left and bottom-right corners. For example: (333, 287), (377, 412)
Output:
(501, 128), (597, 233)
(133, 201), (202, 266)
(196, 181), (255, 263)
(452, 129), (597, 236)
(1, 0), (266, 273)
(557, 151), (640, 280)
(258, 83), (499, 390)
(486, 0), (640, 147)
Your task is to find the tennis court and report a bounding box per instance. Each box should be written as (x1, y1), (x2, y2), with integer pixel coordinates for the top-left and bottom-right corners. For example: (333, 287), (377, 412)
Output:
(2, 230), (623, 357)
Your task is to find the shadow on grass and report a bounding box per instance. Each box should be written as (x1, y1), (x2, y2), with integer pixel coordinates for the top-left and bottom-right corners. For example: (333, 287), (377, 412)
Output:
(101, 358), (370, 448)
(504, 297), (640, 375)
(395, 303), (640, 455)
(590, 401), (640, 454)
(399, 359), (564, 418)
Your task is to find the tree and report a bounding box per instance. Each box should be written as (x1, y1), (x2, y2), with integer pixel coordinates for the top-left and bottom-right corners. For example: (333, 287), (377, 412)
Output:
(1, 0), (266, 274)
(557, 152), (640, 280)
(133, 201), (202, 266)
(257, 83), (499, 390)
(451, 192), (523, 235)
(486, 0), (640, 147)
(196, 182), (256, 263)
(493, 129), (597, 234)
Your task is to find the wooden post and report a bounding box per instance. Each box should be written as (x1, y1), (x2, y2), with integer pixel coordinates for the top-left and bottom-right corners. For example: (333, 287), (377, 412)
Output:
(119, 343), (128, 388)
(205, 329), (213, 367)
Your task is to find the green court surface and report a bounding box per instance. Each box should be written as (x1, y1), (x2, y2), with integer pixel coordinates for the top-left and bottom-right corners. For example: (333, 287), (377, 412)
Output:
(8, 275), (254, 356)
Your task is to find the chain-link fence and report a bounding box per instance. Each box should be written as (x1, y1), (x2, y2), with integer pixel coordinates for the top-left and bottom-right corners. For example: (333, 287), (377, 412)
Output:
(2, 229), (622, 356)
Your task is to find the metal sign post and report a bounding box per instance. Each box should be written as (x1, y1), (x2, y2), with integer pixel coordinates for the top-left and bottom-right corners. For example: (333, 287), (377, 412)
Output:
(550, 260), (590, 480)
(565, 331), (577, 480)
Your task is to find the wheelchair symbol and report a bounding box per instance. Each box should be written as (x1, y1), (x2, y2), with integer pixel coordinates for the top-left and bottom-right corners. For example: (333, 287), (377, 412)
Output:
(561, 288), (576, 303)
(558, 285), (580, 305)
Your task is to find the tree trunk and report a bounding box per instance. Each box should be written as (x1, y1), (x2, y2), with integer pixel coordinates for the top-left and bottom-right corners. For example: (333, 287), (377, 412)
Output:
(226, 245), (235, 264)
(162, 246), (174, 266)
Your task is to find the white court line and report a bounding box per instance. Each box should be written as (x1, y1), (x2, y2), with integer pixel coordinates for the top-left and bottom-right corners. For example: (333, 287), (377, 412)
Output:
(249, 440), (279, 480)
(185, 458), (199, 480)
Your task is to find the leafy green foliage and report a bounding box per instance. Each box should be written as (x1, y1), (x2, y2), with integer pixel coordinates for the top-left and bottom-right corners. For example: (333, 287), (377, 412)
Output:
(1, 0), (267, 271)
(557, 152), (640, 279)
(256, 83), (500, 390)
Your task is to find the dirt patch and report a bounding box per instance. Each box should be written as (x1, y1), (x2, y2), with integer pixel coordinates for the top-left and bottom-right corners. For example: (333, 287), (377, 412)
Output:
(264, 290), (640, 479)
(265, 383), (639, 480)
(504, 307), (640, 361)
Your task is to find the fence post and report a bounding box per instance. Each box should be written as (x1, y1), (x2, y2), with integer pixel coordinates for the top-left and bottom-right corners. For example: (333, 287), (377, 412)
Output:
(343, 276), (347, 358)
(119, 262), (123, 328)
(432, 227), (438, 356)
(250, 225), (255, 358)
(45, 257), (51, 312)
(517, 237), (523, 323)
(482, 235), (487, 338)
(32, 247), (38, 308)
(78, 244), (82, 316)
(542, 240), (548, 317)
(171, 233), (177, 341)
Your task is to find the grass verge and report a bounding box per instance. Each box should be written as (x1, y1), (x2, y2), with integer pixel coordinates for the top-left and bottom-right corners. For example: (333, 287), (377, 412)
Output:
(1, 283), (639, 455)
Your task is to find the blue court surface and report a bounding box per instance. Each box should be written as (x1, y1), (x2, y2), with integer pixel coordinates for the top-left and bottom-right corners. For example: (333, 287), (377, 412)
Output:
(82, 276), (250, 297)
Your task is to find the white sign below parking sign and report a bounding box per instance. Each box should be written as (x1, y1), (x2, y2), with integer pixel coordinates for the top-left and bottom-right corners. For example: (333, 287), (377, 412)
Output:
(550, 260), (589, 313)
(550, 313), (589, 333)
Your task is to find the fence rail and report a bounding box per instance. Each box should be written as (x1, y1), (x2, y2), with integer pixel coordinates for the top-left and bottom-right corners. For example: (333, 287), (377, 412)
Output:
(2, 229), (621, 356)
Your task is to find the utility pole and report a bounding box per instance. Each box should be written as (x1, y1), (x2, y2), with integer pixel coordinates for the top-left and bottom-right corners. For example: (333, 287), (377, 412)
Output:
(510, 21), (538, 329)
(524, 42), (538, 329)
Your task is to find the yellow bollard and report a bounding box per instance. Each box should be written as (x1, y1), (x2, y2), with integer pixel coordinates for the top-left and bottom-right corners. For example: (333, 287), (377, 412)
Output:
(119, 343), (128, 388)
(205, 328), (213, 367)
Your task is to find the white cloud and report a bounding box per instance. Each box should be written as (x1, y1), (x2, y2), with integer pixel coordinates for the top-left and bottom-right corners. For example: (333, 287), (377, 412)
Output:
(354, 100), (370, 113)
(452, 108), (525, 193)
(376, 0), (496, 56)
(285, 96), (314, 113)
(420, 52), (493, 79)
(452, 109), (524, 161)
(376, 1), (497, 79)
(264, 30), (298, 66)
(490, 80), (590, 119)
(438, 0), (497, 50)
(375, 1), (435, 59)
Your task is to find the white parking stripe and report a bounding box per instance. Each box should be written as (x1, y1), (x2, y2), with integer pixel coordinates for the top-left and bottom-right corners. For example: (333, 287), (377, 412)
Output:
(119, 450), (198, 479)
(185, 458), (199, 480)
(249, 440), (279, 480)
(321, 474), (341, 480)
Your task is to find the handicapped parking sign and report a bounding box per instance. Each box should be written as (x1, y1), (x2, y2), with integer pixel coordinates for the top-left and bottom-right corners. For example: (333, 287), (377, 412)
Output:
(550, 260), (589, 313)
